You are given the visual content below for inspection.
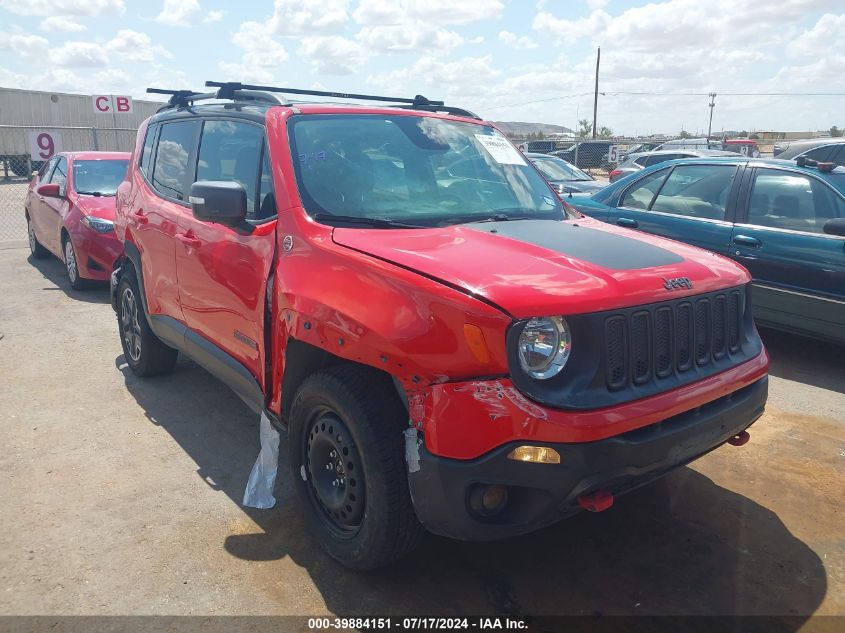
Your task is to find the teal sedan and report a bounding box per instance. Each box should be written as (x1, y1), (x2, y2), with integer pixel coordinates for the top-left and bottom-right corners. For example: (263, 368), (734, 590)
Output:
(568, 157), (845, 344)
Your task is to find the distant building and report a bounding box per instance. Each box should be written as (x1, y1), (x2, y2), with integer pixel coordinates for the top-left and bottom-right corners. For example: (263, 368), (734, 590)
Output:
(754, 131), (828, 141)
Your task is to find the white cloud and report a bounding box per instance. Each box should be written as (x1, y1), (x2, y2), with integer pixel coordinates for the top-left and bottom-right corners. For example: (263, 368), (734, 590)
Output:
(0, 31), (49, 61)
(368, 55), (500, 98)
(353, 0), (405, 24)
(788, 13), (845, 58)
(219, 21), (288, 83)
(498, 30), (538, 50)
(40, 16), (87, 32)
(155, 0), (200, 27)
(269, 0), (351, 35)
(299, 35), (369, 75)
(0, 0), (124, 16)
(404, 0), (504, 25)
(203, 10), (224, 23)
(48, 41), (109, 67)
(356, 22), (465, 53)
(106, 29), (171, 62)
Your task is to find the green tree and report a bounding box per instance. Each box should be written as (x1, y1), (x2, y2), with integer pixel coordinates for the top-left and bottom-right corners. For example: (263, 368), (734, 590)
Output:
(577, 119), (593, 137)
(598, 126), (613, 138)
(679, 129), (692, 139)
(739, 130), (748, 138)
(830, 125), (843, 137)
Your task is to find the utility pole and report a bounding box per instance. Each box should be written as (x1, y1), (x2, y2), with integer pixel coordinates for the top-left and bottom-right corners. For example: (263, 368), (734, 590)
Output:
(592, 47), (601, 139)
(707, 92), (716, 139)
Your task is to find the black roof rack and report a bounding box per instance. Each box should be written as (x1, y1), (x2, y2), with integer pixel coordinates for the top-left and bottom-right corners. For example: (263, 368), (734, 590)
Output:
(206, 81), (481, 119)
(146, 82), (482, 120)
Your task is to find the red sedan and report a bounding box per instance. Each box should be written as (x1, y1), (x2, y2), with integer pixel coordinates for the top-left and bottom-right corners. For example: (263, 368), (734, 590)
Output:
(25, 151), (129, 289)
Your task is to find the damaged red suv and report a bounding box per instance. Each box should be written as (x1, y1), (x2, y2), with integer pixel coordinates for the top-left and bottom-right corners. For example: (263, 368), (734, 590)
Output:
(111, 82), (768, 569)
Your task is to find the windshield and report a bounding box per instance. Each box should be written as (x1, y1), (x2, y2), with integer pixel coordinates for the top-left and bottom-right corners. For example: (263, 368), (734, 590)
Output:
(72, 159), (129, 196)
(530, 156), (592, 182)
(289, 115), (566, 226)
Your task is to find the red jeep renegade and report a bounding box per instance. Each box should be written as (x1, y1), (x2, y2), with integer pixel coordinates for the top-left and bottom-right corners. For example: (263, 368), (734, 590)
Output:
(111, 82), (769, 569)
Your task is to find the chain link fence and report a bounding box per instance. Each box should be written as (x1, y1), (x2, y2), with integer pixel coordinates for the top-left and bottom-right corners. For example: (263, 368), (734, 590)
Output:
(0, 125), (137, 244)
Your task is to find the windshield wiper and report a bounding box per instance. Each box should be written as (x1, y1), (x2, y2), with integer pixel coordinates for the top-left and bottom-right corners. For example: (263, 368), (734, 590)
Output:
(77, 191), (115, 197)
(313, 213), (427, 229)
(461, 212), (536, 224)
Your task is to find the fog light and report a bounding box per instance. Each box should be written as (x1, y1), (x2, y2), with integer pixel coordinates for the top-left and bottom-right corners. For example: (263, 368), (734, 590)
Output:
(507, 445), (561, 464)
(468, 484), (508, 517)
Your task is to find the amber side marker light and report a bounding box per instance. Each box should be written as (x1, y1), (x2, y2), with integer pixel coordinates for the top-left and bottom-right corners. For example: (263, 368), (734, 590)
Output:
(507, 445), (561, 464)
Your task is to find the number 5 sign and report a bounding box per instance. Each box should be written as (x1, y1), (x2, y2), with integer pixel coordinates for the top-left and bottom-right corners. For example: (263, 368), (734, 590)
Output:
(28, 130), (63, 161)
(607, 145), (620, 164)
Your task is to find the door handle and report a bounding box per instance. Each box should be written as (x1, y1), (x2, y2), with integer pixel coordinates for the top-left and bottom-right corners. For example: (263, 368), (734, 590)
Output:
(132, 210), (148, 225)
(732, 235), (761, 248)
(176, 233), (201, 249)
(617, 217), (638, 228)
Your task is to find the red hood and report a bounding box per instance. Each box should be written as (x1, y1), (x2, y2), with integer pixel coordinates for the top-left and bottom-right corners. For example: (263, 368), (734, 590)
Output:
(332, 216), (749, 318)
(74, 194), (117, 220)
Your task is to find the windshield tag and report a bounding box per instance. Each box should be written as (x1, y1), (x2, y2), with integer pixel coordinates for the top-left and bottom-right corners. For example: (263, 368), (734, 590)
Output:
(474, 134), (527, 166)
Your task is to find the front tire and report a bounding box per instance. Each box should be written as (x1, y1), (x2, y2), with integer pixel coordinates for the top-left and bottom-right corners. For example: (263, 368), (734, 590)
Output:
(289, 366), (424, 570)
(63, 236), (90, 290)
(27, 216), (49, 259)
(117, 270), (178, 377)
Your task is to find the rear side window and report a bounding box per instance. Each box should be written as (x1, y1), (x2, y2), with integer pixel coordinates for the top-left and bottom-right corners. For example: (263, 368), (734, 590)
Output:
(139, 124), (157, 179)
(39, 157), (57, 180)
(801, 145), (835, 163)
(831, 146), (845, 168)
(152, 120), (199, 202)
(650, 164), (736, 220)
(748, 169), (845, 234)
(196, 120), (265, 220)
(620, 168), (669, 209)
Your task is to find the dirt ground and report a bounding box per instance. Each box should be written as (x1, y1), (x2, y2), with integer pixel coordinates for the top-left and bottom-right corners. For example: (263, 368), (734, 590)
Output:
(0, 247), (843, 623)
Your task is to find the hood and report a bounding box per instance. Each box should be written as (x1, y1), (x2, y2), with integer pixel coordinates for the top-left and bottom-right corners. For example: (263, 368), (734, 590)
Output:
(74, 194), (117, 220)
(332, 217), (749, 318)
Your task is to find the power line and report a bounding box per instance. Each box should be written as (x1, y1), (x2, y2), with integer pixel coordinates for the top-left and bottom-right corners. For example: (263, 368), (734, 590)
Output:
(484, 90), (845, 111)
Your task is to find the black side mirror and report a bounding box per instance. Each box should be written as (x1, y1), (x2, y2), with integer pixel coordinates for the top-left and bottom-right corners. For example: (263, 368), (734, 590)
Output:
(189, 180), (247, 226)
(823, 217), (845, 237)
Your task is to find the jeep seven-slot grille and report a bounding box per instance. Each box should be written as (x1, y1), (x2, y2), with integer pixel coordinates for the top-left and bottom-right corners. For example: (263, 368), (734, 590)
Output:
(604, 288), (745, 391)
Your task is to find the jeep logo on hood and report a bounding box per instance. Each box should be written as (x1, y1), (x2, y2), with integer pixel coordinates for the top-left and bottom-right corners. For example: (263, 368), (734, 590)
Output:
(663, 276), (693, 291)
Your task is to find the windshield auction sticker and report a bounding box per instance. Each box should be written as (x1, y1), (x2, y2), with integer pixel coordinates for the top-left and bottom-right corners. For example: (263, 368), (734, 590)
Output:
(474, 134), (527, 165)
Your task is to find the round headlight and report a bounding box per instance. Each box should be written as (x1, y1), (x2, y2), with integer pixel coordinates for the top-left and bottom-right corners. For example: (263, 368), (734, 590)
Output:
(517, 316), (572, 379)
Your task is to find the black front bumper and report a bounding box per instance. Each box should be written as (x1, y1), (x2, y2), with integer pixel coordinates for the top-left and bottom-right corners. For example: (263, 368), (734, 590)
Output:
(409, 376), (767, 541)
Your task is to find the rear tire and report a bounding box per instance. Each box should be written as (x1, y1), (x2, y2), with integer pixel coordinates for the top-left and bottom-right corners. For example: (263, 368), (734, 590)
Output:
(117, 269), (178, 377)
(289, 365), (424, 570)
(27, 216), (49, 259)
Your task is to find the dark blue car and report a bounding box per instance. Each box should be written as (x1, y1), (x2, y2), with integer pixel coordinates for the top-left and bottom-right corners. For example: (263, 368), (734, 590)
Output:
(569, 157), (845, 344)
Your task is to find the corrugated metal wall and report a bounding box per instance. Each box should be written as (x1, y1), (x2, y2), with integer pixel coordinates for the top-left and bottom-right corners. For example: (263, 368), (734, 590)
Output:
(0, 88), (161, 127)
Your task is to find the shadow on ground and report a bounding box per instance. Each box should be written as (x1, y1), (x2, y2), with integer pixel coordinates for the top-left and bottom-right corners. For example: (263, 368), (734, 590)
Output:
(26, 253), (110, 304)
(759, 327), (845, 395)
(115, 351), (827, 621)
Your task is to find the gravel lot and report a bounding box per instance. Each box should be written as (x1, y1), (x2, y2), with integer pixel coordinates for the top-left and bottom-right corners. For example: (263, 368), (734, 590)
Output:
(0, 247), (843, 622)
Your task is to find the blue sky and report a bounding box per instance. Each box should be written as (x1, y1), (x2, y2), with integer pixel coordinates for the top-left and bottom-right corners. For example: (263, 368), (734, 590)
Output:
(1, 0), (843, 135)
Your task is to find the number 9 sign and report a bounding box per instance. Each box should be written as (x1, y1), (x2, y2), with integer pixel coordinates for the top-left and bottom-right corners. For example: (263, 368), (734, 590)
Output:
(27, 130), (63, 161)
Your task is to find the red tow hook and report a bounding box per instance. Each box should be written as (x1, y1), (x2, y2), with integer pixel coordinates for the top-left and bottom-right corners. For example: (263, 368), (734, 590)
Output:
(577, 490), (614, 512)
(727, 430), (751, 447)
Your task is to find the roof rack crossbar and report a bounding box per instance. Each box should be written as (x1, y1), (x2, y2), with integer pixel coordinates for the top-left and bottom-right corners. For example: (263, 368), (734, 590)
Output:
(391, 104), (482, 120)
(146, 88), (216, 110)
(205, 81), (445, 108)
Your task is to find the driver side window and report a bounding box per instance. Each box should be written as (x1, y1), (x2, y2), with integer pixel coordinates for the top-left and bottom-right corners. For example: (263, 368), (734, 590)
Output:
(620, 168), (669, 209)
(50, 157), (68, 195)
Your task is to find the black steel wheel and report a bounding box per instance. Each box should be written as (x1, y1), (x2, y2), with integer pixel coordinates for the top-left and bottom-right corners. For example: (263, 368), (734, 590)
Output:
(304, 410), (366, 535)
